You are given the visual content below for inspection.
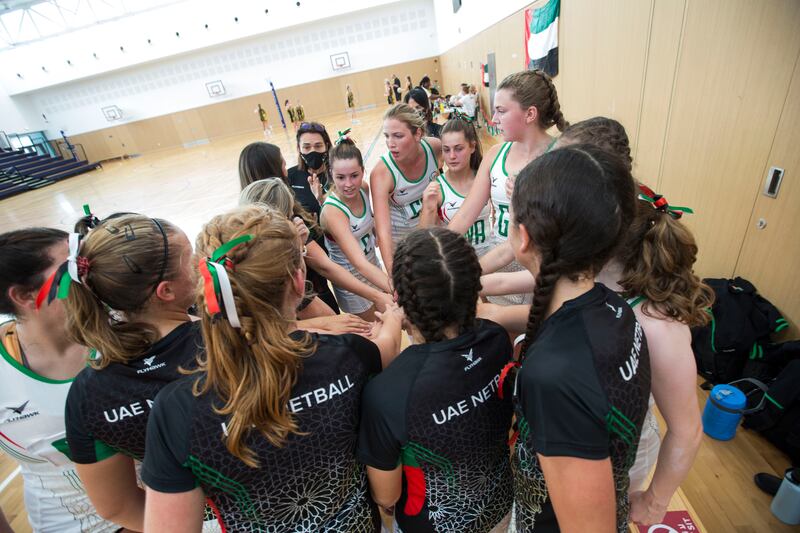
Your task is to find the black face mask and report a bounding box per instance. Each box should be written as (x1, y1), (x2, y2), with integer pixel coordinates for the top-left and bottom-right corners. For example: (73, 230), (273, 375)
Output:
(301, 150), (327, 171)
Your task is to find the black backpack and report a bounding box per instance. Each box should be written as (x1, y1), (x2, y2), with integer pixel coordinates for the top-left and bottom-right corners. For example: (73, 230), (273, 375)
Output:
(742, 359), (800, 464)
(691, 277), (786, 384)
(742, 340), (800, 383)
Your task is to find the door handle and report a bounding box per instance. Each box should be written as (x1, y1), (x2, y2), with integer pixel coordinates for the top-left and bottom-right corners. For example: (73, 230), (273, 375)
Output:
(764, 166), (784, 198)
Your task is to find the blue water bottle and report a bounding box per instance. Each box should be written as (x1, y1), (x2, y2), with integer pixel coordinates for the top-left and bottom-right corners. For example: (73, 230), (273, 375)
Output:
(702, 378), (768, 441)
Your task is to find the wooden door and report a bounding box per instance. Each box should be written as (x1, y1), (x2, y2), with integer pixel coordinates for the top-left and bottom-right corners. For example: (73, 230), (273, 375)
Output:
(734, 50), (800, 336)
(655, 0), (800, 277)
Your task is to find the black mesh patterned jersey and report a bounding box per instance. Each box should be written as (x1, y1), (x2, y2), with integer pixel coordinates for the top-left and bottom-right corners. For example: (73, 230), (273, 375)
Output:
(358, 319), (514, 533)
(512, 283), (651, 533)
(141, 332), (382, 532)
(65, 320), (203, 464)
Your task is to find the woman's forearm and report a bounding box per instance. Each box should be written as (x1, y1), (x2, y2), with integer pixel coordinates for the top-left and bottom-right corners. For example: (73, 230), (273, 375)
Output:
(645, 424), (702, 505)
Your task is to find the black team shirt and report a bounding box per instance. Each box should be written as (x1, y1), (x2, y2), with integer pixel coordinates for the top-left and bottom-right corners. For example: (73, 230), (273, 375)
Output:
(512, 283), (651, 533)
(65, 321), (202, 463)
(142, 332), (382, 533)
(358, 320), (514, 533)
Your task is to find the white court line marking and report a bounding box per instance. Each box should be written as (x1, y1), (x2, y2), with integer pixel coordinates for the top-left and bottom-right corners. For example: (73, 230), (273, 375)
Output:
(0, 466), (21, 494)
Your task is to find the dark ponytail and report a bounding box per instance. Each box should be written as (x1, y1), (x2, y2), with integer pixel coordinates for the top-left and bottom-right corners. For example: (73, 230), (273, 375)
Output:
(512, 144), (636, 355)
(0, 228), (68, 315)
(328, 137), (364, 169)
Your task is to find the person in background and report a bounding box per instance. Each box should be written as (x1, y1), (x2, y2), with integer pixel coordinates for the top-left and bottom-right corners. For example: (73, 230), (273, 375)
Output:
(405, 75), (413, 94)
(392, 74), (402, 102)
(419, 76), (432, 99)
(384, 79), (396, 105)
(459, 85), (479, 121)
(346, 84), (357, 123)
(295, 101), (306, 124)
(254, 103), (272, 137)
(285, 99), (298, 132)
(449, 83), (469, 107)
(404, 88), (442, 139)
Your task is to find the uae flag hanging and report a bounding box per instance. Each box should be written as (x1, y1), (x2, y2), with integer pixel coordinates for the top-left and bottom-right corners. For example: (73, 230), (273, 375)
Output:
(525, 0), (559, 76)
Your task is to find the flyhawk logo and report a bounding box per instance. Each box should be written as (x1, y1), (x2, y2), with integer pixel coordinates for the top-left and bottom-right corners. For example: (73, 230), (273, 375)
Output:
(137, 356), (166, 374)
(396, 188), (409, 196)
(6, 401), (29, 415)
(4, 400), (39, 422)
(351, 224), (359, 231)
(461, 349), (483, 371)
(606, 303), (623, 319)
(446, 201), (459, 210)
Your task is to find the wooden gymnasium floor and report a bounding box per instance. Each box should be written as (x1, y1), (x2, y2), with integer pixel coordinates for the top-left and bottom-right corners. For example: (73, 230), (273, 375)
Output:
(0, 107), (795, 532)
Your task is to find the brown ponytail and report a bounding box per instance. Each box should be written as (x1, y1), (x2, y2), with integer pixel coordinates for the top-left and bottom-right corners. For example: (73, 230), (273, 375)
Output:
(619, 199), (714, 326)
(63, 215), (180, 369)
(498, 70), (568, 132)
(193, 205), (313, 467)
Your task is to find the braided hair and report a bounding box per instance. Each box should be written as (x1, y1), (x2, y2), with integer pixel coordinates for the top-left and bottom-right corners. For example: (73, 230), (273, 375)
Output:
(512, 144), (636, 356)
(392, 227), (482, 343)
(560, 117), (633, 171)
(498, 70), (568, 132)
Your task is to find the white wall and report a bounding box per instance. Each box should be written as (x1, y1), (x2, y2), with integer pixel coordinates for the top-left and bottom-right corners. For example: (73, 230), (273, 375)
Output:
(0, 0), (402, 95)
(432, 0), (533, 53)
(4, 0), (436, 136)
(0, 89), (32, 134)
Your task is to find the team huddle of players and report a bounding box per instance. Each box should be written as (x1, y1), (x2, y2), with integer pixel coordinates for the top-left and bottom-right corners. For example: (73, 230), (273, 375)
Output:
(0, 69), (711, 533)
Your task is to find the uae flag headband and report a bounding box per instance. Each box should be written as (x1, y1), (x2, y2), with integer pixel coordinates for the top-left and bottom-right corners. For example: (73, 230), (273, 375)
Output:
(35, 232), (84, 309)
(35, 212), (170, 310)
(199, 234), (253, 328)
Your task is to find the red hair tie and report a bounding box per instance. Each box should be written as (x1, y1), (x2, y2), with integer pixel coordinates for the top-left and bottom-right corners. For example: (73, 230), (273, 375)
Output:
(76, 256), (91, 277)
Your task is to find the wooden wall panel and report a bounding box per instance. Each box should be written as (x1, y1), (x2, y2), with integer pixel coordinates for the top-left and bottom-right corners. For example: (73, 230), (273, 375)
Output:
(127, 115), (181, 153)
(440, 0), (652, 138)
(101, 125), (138, 160)
(657, 0), (800, 277)
(171, 109), (208, 145)
(735, 51), (800, 337)
(635, 0), (686, 183)
(556, 0), (653, 144)
(66, 57), (437, 162)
